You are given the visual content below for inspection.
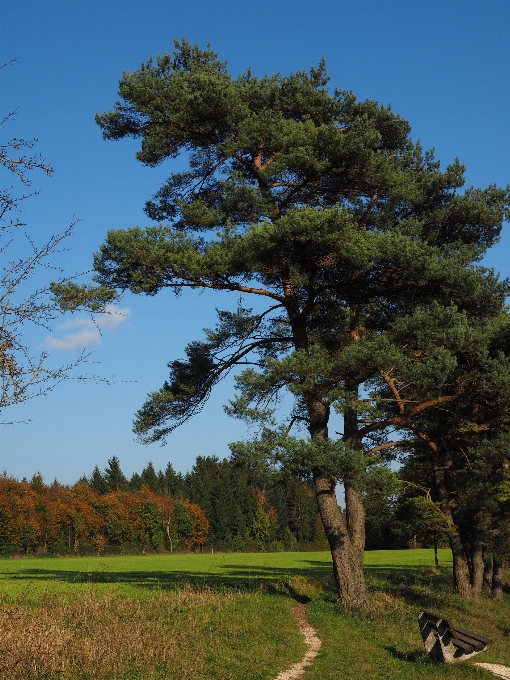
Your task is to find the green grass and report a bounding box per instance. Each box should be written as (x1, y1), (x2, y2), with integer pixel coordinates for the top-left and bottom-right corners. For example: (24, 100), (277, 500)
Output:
(0, 548), (452, 596)
(0, 549), (507, 680)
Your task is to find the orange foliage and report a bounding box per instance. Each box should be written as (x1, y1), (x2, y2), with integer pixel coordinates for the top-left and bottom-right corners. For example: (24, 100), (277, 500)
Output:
(0, 475), (208, 554)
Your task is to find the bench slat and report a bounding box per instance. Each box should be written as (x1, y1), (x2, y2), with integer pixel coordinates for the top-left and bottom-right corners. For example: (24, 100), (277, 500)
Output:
(454, 626), (493, 646)
(451, 638), (475, 652)
(453, 632), (484, 651)
(422, 610), (454, 631)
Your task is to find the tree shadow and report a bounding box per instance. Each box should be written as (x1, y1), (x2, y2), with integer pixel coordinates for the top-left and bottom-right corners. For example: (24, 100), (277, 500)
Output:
(384, 646), (433, 664)
(0, 558), (334, 596)
(0, 558), (452, 593)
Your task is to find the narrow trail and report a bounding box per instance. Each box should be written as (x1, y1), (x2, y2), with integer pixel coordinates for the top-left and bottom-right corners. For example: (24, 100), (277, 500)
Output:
(476, 664), (510, 680)
(273, 604), (321, 680)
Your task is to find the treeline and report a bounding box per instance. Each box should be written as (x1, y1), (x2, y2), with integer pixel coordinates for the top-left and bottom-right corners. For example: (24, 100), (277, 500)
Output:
(0, 455), (328, 556)
(79, 456), (458, 554)
(0, 473), (208, 556)
(81, 456), (326, 552)
(5, 452), (503, 561)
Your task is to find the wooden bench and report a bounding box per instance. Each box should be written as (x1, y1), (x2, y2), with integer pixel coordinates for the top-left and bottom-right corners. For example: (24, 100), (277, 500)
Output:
(418, 610), (493, 663)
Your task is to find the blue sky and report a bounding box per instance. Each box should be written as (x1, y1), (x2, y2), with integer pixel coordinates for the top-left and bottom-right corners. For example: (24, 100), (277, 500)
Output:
(1, 0), (509, 485)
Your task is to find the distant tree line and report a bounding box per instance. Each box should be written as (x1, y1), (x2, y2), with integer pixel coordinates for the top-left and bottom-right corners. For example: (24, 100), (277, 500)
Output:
(2, 450), (508, 585)
(0, 471), (208, 556)
(82, 454), (498, 558)
(81, 455), (326, 551)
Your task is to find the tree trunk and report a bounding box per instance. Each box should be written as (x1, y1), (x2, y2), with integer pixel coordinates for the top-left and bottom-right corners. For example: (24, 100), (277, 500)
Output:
(431, 454), (475, 599)
(307, 396), (369, 609)
(492, 557), (504, 600)
(313, 470), (369, 608)
(483, 552), (493, 591)
(294, 305), (369, 610)
(433, 532), (439, 568)
(345, 482), (366, 570)
(448, 529), (475, 598)
(434, 467), (473, 599)
(470, 525), (485, 600)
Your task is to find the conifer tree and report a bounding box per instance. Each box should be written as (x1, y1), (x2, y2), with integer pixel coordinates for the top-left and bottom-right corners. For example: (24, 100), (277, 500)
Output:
(54, 40), (510, 607)
(104, 456), (128, 492)
(140, 461), (160, 492)
(89, 465), (108, 494)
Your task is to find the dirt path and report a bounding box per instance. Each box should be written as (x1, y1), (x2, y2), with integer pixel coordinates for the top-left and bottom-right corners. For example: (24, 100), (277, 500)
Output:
(475, 664), (510, 680)
(273, 604), (321, 680)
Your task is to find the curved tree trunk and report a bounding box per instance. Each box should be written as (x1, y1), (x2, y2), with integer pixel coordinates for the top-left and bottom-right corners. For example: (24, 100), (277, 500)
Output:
(307, 397), (369, 609)
(292, 304), (369, 610)
(432, 462), (475, 599)
(448, 530), (475, 599)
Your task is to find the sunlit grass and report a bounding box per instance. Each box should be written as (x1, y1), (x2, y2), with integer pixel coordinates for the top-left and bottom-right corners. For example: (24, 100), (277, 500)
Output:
(0, 586), (304, 680)
(0, 549), (452, 596)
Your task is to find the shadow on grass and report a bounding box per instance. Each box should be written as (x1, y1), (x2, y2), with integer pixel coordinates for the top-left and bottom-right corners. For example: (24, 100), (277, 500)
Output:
(0, 560), (333, 592)
(384, 646), (435, 664)
(0, 559), (456, 604)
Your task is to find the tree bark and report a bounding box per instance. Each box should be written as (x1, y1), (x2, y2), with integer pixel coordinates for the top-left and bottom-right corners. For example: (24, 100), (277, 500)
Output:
(433, 531), (439, 568)
(483, 551), (493, 591)
(470, 526), (485, 601)
(313, 470), (369, 608)
(492, 557), (504, 600)
(448, 528), (475, 599)
(293, 302), (369, 610)
(307, 396), (369, 609)
(432, 462), (475, 599)
(345, 483), (366, 570)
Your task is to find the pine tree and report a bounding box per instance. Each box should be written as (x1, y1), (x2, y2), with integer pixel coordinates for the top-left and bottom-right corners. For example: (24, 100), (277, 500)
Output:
(163, 462), (184, 497)
(140, 461), (159, 492)
(89, 466), (108, 494)
(104, 456), (128, 492)
(53, 40), (510, 608)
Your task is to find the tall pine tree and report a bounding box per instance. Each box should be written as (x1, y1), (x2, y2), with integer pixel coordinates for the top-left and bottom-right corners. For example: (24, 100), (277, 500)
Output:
(54, 40), (510, 607)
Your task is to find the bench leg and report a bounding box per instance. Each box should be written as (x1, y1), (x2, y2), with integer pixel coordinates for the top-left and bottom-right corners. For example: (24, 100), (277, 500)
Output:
(418, 613), (443, 661)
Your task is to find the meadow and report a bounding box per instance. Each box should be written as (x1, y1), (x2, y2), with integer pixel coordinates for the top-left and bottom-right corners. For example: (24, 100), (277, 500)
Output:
(0, 550), (508, 679)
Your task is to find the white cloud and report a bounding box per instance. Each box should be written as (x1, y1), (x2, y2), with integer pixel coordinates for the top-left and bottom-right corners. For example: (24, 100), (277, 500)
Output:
(41, 305), (130, 351)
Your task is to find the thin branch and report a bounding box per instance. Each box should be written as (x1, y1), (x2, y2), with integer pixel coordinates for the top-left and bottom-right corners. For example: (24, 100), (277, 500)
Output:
(380, 369), (405, 415)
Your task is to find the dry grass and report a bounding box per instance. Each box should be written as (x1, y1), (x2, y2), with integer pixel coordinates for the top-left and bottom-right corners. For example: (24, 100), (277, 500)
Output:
(0, 585), (303, 680)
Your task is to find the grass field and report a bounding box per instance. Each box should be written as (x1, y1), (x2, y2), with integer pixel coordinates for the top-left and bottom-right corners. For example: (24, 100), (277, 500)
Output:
(0, 549), (507, 679)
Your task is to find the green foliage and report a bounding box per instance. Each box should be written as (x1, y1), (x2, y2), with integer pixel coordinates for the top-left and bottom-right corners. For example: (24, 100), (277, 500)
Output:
(394, 496), (450, 545)
(104, 456), (128, 492)
(49, 281), (118, 311)
(53, 39), (510, 452)
(137, 500), (165, 548)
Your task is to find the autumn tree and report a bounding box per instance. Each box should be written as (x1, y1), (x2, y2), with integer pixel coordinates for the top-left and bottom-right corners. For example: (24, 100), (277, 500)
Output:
(54, 41), (510, 608)
(0, 60), (113, 419)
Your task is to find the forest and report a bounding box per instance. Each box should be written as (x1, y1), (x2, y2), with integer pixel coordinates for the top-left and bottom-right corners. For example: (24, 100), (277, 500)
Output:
(1, 452), (486, 559)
